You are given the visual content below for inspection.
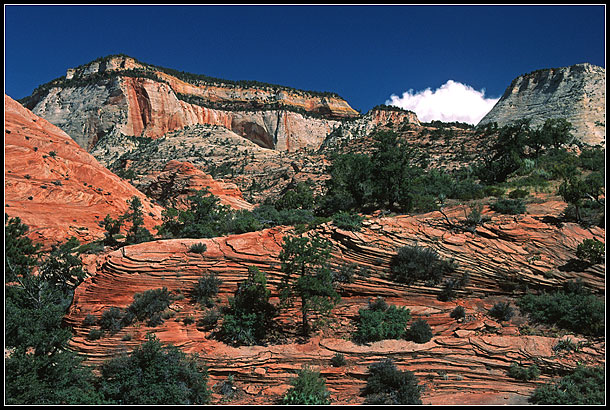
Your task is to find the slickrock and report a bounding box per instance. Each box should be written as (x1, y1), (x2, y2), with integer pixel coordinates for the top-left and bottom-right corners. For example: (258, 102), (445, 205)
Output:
(478, 63), (605, 145)
(4, 94), (164, 248)
(22, 55), (359, 153)
(66, 200), (604, 405)
(141, 160), (254, 211)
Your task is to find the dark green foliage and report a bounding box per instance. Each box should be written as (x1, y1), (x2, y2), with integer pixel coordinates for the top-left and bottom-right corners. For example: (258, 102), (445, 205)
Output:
(275, 181), (315, 210)
(332, 211), (365, 231)
(488, 302), (514, 322)
(353, 298), (411, 344)
(362, 358), (422, 404)
(87, 328), (104, 340)
(99, 307), (125, 333)
(38, 236), (86, 293)
(127, 287), (173, 322)
(553, 337), (580, 353)
(102, 214), (123, 246)
(508, 363), (540, 381)
(123, 196), (153, 245)
(578, 146), (605, 173)
(517, 282), (604, 337)
(508, 188), (529, 199)
(282, 366), (331, 405)
(5, 215), (40, 282)
(189, 242), (207, 254)
(197, 308), (221, 330)
(557, 172), (605, 224)
(191, 273), (222, 308)
(450, 305), (466, 320)
(183, 316), (195, 325)
(491, 198), (526, 214)
(98, 334), (211, 404)
(333, 262), (357, 284)
(576, 239), (604, 265)
(529, 365), (604, 405)
(83, 314), (98, 326)
(391, 245), (457, 286)
(217, 266), (276, 346)
(330, 353), (347, 367)
(407, 319), (433, 343)
(438, 273), (470, 301)
(278, 235), (340, 335)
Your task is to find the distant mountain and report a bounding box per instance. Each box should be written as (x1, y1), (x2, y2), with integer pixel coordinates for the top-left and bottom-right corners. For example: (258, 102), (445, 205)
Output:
(19, 54), (360, 152)
(478, 63), (605, 145)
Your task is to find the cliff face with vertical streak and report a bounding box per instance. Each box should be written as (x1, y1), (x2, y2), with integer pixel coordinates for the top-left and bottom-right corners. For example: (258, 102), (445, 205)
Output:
(21, 55), (359, 153)
(478, 63), (605, 145)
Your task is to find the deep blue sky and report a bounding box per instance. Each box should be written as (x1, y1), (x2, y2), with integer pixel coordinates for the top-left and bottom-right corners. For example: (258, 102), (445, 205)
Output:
(4, 4), (606, 113)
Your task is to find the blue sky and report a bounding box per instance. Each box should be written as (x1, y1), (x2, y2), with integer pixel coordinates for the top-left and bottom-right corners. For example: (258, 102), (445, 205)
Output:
(4, 5), (606, 121)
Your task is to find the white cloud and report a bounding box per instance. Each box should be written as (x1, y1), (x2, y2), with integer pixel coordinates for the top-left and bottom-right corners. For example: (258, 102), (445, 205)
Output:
(385, 80), (499, 125)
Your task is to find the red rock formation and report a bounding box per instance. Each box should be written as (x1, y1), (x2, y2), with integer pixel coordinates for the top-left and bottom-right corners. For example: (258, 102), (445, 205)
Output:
(142, 160), (254, 211)
(65, 200), (604, 405)
(4, 94), (164, 248)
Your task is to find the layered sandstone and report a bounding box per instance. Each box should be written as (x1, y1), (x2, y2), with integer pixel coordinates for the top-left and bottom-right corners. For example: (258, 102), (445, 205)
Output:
(4, 94), (164, 248)
(22, 55), (359, 153)
(478, 63), (605, 145)
(65, 199), (604, 405)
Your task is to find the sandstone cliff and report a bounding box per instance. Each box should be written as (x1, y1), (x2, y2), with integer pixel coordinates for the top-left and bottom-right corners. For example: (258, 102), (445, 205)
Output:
(21, 55), (360, 153)
(478, 63), (605, 145)
(4, 94), (164, 248)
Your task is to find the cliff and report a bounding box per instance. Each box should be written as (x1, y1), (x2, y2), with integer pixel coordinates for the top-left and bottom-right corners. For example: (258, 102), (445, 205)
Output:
(21, 55), (360, 152)
(4, 94), (164, 248)
(478, 63), (605, 145)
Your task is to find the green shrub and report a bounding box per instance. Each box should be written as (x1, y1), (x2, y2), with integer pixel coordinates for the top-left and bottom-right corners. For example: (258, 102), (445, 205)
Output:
(407, 319), (433, 343)
(491, 198), (526, 214)
(183, 316), (195, 325)
(362, 358), (422, 404)
(508, 363), (540, 381)
(576, 239), (604, 265)
(197, 308), (220, 330)
(332, 211), (365, 231)
(353, 299), (411, 344)
(121, 333), (133, 341)
(391, 245), (457, 286)
(333, 262), (357, 284)
(87, 328), (104, 340)
(191, 273), (222, 308)
(484, 185), (505, 198)
(517, 283), (604, 337)
(450, 305), (466, 320)
(509, 188), (529, 199)
(282, 366), (331, 405)
(529, 365), (604, 404)
(99, 307), (125, 333)
(127, 287), (173, 322)
(83, 314), (98, 327)
(488, 302), (514, 322)
(553, 337), (580, 353)
(189, 243), (207, 254)
(330, 353), (347, 367)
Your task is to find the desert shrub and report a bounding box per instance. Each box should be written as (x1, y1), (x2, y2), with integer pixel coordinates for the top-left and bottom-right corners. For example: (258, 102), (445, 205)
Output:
(491, 198), (526, 214)
(578, 146), (605, 173)
(517, 282), (604, 337)
(353, 299), (411, 344)
(553, 337), (580, 353)
(333, 262), (357, 284)
(362, 358), (422, 404)
(189, 243), (207, 254)
(282, 366), (331, 405)
(450, 305), (466, 320)
(390, 245), (457, 286)
(332, 211), (364, 231)
(127, 287), (173, 322)
(330, 353), (347, 367)
(99, 307), (125, 333)
(508, 363), (540, 381)
(529, 365), (604, 404)
(509, 188), (529, 199)
(98, 334), (211, 404)
(275, 182), (315, 211)
(197, 308), (220, 330)
(407, 319), (433, 343)
(83, 314), (98, 327)
(438, 273), (470, 301)
(488, 302), (514, 322)
(191, 273), (222, 308)
(575, 239), (604, 265)
(146, 312), (164, 327)
(86, 328), (104, 340)
(484, 185), (505, 198)
(183, 316), (195, 325)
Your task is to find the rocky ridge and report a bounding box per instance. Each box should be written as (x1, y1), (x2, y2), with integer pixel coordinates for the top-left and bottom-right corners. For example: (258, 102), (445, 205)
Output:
(4, 94), (164, 248)
(65, 200), (604, 405)
(478, 63), (605, 145)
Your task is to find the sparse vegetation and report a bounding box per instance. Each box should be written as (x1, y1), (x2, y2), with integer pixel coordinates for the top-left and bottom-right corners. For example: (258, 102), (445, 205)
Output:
(282, 366), (331, 405)
(362, 358), (422, 404)
(529, 365), (604, 404)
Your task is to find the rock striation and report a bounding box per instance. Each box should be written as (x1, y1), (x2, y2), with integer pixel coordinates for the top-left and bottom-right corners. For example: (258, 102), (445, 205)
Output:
(4, 94), (164, 248)
(21, 55), (360, 153)
(65, 199), (604, 405)
(478, 63), (605, 145)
